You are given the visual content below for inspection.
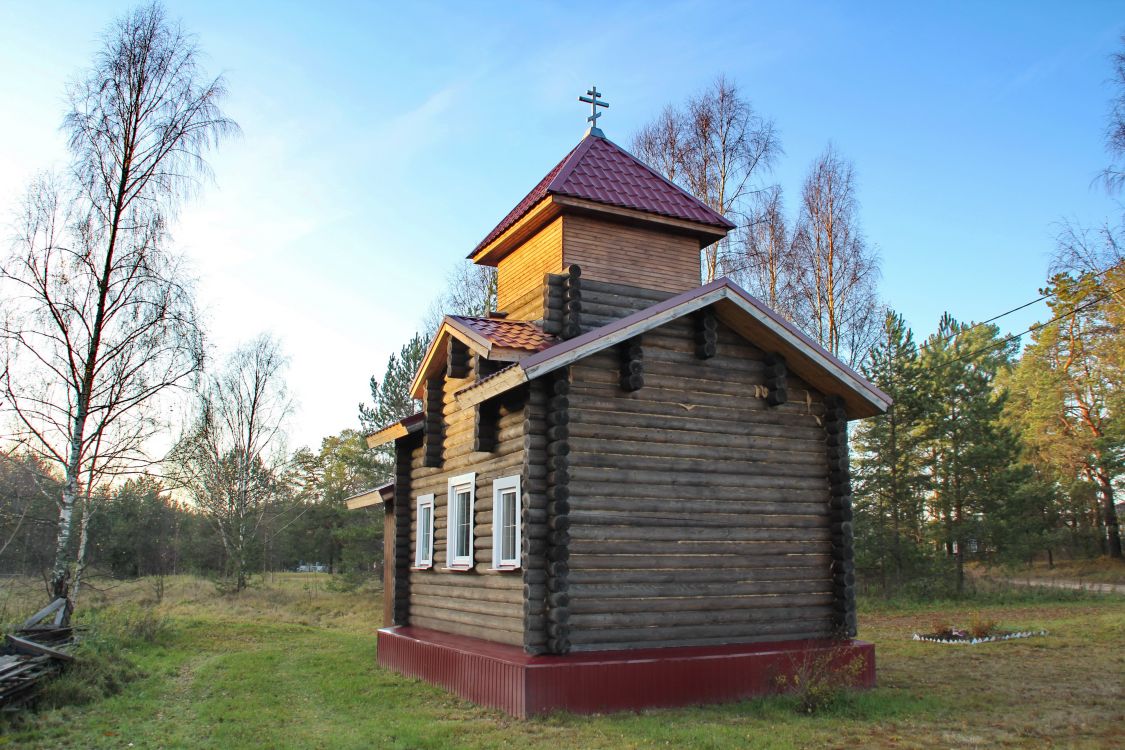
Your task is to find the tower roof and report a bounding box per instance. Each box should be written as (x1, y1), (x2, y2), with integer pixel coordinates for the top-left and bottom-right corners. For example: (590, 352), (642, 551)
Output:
(470, 133), (735, 259)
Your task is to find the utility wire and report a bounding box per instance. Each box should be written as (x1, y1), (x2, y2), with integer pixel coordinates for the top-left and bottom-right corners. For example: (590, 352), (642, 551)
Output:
(931, 283), (1125, 370)
(924, 262), (1120, 348)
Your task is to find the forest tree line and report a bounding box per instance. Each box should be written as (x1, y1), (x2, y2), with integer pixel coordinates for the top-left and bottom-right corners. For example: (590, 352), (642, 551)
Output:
(0, 3), (1121, 612)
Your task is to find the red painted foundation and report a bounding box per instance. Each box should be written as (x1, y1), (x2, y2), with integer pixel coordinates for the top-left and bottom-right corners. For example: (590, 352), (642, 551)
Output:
(377, 626), (875, 717)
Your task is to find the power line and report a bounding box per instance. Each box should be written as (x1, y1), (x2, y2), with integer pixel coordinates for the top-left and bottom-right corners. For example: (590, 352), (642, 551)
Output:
(924, 262), (1120, 348)
(932, 283), (1125, 371)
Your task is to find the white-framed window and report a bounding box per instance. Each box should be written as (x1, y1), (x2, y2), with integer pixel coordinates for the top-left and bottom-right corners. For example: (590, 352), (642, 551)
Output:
(491, 475), (521, 570)
(414, 494), (434, 569)
(445, 472), (476, 570)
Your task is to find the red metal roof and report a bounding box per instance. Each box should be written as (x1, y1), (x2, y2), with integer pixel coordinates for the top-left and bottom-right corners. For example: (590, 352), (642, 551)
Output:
(471, 134), (734, 256)
(448, 316), (556, 352)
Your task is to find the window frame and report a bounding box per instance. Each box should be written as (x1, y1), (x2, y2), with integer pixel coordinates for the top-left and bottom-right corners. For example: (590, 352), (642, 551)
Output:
(445, 472), (476, 570)
(491, 475), (521, 570)
(413, 494), (435, 569)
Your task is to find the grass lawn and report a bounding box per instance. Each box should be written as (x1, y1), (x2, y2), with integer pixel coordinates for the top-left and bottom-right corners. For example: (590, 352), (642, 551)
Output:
(997, 556), (1125, 586)
(1, 574), (1122, 749)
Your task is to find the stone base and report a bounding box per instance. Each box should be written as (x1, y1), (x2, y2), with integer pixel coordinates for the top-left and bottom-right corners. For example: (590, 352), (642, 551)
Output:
(377, 626), (875, 718)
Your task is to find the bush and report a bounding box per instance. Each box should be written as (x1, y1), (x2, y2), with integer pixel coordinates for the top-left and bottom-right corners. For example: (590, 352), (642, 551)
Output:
(31, 604), (163, 711)
(775, 643), (869, 714)
(37, 639), (142, 709)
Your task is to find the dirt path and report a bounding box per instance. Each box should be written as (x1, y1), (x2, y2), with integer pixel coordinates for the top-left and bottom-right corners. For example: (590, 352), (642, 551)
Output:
(989, 576), (1125, 595)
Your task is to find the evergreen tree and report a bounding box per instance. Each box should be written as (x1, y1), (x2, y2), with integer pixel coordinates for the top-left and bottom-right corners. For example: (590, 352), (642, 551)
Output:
(852, 311), (927, 593)
(918, 315), (1021, 592)
(359, 332), (427, 480)
(1007, 269), (1124, 558)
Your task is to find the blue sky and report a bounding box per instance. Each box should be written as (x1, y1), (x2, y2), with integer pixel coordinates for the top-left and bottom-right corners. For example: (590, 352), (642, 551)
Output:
(1, 1), (1122, 448)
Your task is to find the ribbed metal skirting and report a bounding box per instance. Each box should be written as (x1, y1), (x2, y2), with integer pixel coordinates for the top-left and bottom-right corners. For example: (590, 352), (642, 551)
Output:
(377, 626), (876, 718)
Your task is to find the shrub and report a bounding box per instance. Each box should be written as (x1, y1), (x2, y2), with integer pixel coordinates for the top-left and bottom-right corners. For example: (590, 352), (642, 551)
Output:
(37, 639), (142, 709)
(969, 614), (999, 639)
(775, 644), (869, 714)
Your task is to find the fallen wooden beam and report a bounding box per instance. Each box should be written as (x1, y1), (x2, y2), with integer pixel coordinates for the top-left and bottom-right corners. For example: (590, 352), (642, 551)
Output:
(5, 634), (74, 662)
(21, 598), (65, 629)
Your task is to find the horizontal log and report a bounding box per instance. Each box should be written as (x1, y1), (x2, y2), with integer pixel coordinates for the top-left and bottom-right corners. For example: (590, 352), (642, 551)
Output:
(581, 278), (674, 302)
(569, 552), (833, 569)
(407, 573), (523, 592)
(579, 365), (778, 399)
(569, 579), (832, 600)
(567, 618), (833, 646)
(569, 525), (829, 544)
(409, 584), (522, 607)
(564, 408), (825, 444)
(567, 566), (831, 586)
(570, 604), (831, 629)
(566, 483), (828, 507)
(411, 595), (523, 619)
(568, 393), (822, 428)
(409, 614), (523, 644)
(568, 466), (828, 491)
(410, 445), (523, 477)
(569, 437), (828, 469)
(569, 539), (829, 556)
(568, 629), (835, 653)
(569, 509), (829, 529)
(409, 602), (522, 634)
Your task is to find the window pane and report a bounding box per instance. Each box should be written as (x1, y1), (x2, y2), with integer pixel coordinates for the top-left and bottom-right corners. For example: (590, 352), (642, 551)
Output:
(501, 490), (516, 561)
(421, 506), (431, 558)
(456, 489), (471, 558)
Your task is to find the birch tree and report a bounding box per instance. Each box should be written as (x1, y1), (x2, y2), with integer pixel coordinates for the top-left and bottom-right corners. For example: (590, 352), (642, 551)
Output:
(632, 76), (781, 282)
(1103, 35), (1125, 195)
(170, 335), (293, 591)
(790, 145), (881, 367)
(0, 2), (235, 608)
(727, 185), (797, 316)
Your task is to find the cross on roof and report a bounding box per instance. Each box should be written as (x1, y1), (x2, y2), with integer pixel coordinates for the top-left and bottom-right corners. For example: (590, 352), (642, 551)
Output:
(578, 85), (609, 135)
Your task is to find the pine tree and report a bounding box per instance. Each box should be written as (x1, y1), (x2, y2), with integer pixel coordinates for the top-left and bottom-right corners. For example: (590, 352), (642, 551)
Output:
(853, 311), (927, 593)
(358, 333), (428, 479)
(918, 315), (1021, 592)
(1007, 269), (1124, 558)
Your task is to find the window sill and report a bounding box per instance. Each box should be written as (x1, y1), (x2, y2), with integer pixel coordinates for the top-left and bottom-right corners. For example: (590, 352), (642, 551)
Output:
(442, 564), (473, 572)
(488, 564), (521, 572)
(410, 564), (432, 571)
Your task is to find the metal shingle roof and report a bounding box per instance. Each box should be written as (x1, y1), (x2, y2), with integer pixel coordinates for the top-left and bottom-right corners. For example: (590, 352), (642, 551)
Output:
(448, 316), (556, 352)
(471, 134), (734, 256)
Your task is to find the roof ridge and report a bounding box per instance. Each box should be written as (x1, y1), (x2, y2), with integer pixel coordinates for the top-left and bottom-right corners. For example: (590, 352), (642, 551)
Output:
(546, 134), (598, 193)
(592, 137), (733, 228)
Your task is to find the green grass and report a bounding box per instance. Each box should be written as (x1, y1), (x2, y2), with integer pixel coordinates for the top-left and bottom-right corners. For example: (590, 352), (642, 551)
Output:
(1005, 556), (1125, 586)
(2, 575), (1123, 749)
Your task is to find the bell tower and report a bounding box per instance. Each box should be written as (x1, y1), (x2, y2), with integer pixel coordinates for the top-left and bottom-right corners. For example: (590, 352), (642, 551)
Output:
(469, 88), (734, 325)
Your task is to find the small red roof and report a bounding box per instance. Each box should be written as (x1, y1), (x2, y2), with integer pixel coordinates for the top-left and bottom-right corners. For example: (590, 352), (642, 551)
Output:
(448, 316), (556, 352)
(471, 134), (735, 257)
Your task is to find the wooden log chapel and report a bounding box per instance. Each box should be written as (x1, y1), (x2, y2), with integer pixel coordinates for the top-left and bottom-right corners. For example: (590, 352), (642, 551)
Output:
(361, 89), (890, 717)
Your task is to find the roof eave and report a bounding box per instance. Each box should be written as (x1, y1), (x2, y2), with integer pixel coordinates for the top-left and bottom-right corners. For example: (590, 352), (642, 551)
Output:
(345, 481), (394, 510)
(481, 279), (891, 419)
(550, 195), (732, 247)
(365, 414), (423, 449)
(469, 196), (563, 266)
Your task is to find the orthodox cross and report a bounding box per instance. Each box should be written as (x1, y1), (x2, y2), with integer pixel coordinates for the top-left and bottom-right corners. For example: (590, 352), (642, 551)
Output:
(578, 86), (609, 130)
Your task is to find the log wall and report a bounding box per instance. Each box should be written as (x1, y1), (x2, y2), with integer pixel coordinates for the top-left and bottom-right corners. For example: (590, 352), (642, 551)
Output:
(403, 366), (527, 646)
(566, 316), (838, 651)
(497, 216), (564, 320)
(562, 215), (701, 294)
(579, 279), (676, 333)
